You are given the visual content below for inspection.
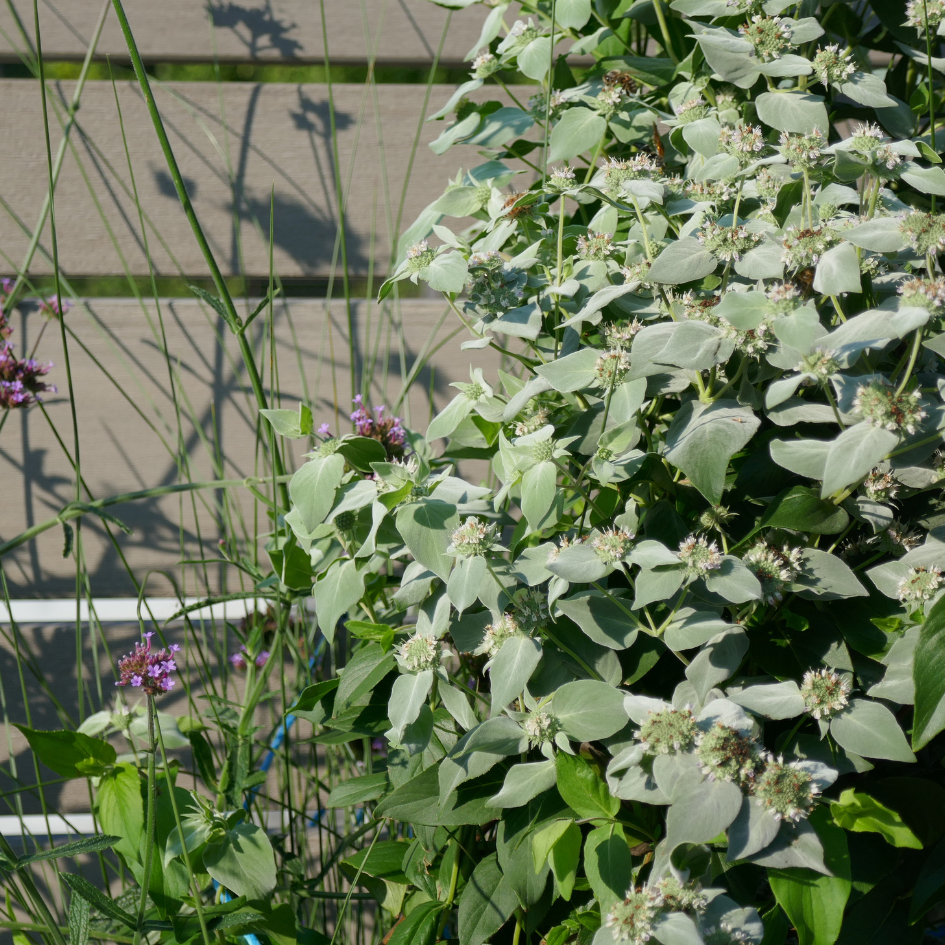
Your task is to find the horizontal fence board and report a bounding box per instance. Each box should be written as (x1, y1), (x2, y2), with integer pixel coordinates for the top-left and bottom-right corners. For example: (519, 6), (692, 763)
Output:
(1, 0), (515, 65)
(0, 78), (533, 279)
(0, 297), (502, 596)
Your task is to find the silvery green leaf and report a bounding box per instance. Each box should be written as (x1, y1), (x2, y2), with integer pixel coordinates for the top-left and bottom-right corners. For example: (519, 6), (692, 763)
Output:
(733, 239), (785, 280)
(702, 901), (764, 945)
(433, 185), (486, 217)
(729, 681), (805, 719)
(697, 698), (755, 735)
(714, 292), (767, 329)
(326, 480), (377, 523)
(829, 698), (916, 763)
(313, 560), (365, 644)
(673, 0), (734, 14)
(556, 0), (592, 28)
(396, 500), (459, 580)
(648, 321), (733, 373)
(624, 693), (672, 723)
(651, 911), (703, 945)
(793, 548), (868, 600)
(493, 301), (543, 340)
(665, 610), (738, 650)
(466, 107), (534, 148)
(627, 540), (679, 569)
(771, 303), (825, 357)
(447, 555), (487, 614)
(623, 179), (665, 204)
(685, 628), (748, 703)
(682, 117), (721, 157)
(765, 374), (805, 409)
(868, 627), (919, 705)
(420, 252), (469, 294)
(654, 753), (703, 801)
(838, 71), (895, 108)
(546, 542), (611, 582)
(821, 423), (899, 497)
(633, 566), (686, 610)
(387, 670), (434, 745)
(508, 544), (555, 586)
(812, 241), (861, 296)
(520, 460), (557, 531)
(486, 761), (557, 808)
(565, 282), (642, 329)
(851, 496), (895, 533)
(692, 30), (761, 88)
(665, 771), (743, 847)
(608, 748), (671, 803)
(439, 682), (480, 731)
(756, 91), (829, 134)
(744, 819), (827, 872)
(758, 54), (812, 77)
(695, 152), (740, 182)
(900, 162), (945, 196)
(427, 393), (474, 441)
(456, 716), (529, 757)
(556, 590), (638, 649)
(503, 375), (553, 422)
(289, 454), (345, 532)
(866, 558), (910, 599)
(769, 438), (830, 480)
(463, 3), (508, 60)
(727, 797), (782, 860)
(647, 238), (718, 284)
(767, 398), (836, 425)
(664, 400), (760, 505)
(784, 16), (824, 43)
(704, 556), (763, 603)
(535, 347), (601, 392)
(516, 36), (554, 80)
(845, 217), (909, 252)
(428, 79), (484, 121)
(550, 107), (608, 162)
(553, 680), (628, 741)
(490, 636), (542, 715)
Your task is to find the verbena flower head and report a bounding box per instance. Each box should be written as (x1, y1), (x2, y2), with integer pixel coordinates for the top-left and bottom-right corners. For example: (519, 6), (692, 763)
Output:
(744, 542), (803, 605)
(116, 633), (179, 696)
(863, 469), (899, 502)
(778, 130), (826, 169)
(697, 721), (761, 783)
(899, 276), (945, 310)
(40, 296), (72, 320)
(652, 876), (708, 914)
(577, 230), (615, 260)
(229, 645), (268, 671)
(812, 44), (855, 85)
(592, 527), (635, 563)
(754, 755), (817, 821)
(605, 888), (662, 944)
(699, 222), (762, 261)
(852, 380), (926, 434)
(782, 225), (837, 268)
(595, 349), (631, 388)
(800, 668), (850, 719)
(678, 535), (723, 575)
(449, 516), (498, 557)
(636, 707), (698, 753)
(399, 632), (441, 672)
(350, 395), (406, 458)
(738, 15), (792, 60)
(0, 343), (55, 409)
(897, 565), (944, 602)
(900, 210), (945, 255)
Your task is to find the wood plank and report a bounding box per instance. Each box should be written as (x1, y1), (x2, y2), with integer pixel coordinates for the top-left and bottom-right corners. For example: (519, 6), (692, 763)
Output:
(0, 0), (514, 65)
(0, 79), (534, 278)
(0, 296), (503, 596)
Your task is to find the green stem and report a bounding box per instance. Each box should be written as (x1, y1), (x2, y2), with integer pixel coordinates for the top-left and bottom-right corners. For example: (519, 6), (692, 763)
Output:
(894, 328), (924, 396)
(154, 715), (212, 945)
(925, 0), (937, 211)
(629, 195), (653, 261)
(110, 0), (288, 507)
(132, 699), (157, 945)
(651, 0), (679, 63)
(0, 835), (67, 945)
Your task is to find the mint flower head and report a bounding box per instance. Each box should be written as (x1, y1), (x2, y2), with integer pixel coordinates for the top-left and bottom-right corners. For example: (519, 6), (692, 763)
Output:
(696, 721), (761, 783)
(852, 380), (926, 435)
(699, 222), (762, 261)
(906, 0), (945, 32)
(605, 888), (662, 944)
(577, 230), (615, 260)
(653, 876), (708, 915)
(898, 276), (945, 311)
(753, 755), (817, 822)
(782, 225), (836, 269)
(635, 706), (698, 754)
(674, 96), (710, 125)
(778, 130), (826, 170)
(811, 44), (855, 86)
(744, 542), (803, 605)
(900, 210), (945, 255)
(678, 535), (723, 575)
(897, 565), (944, 603)
(738, 15), (792, 61)
(116, 633), (179, 696)
(592, 527), (635, 564)
(448, 516), (498, 557)
(800, 668), (850, 719)
(398, 632), (441, 672)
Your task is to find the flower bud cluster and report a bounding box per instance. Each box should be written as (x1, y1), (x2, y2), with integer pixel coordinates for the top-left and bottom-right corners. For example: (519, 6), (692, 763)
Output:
(754, 755), (818, 822)
(738, 15), (793, 60)
(696, 721), (761, 783)
(900, 211), (945, 255)
(782, 225), (837, 268)
(406, 239), (436, 272)
(863, 470), (899, 502)
(906, 0), (945, 31)
(635, 707), (699, 753)
(674, 97), (710, 124)
(899, 276), (945, 310)
(594, 349), (631, 388)
(399, 632), (441, 672)
(778, 130), (826, 169)
(699, 223), (762, 262)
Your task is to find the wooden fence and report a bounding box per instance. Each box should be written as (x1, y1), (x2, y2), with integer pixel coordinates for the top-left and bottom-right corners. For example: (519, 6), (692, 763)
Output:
(0, 1), (525, 596)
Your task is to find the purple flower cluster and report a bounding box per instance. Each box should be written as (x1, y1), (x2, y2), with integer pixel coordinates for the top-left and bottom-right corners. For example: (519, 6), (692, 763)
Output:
(350, 395), (406, 458)
(229, 645), (269, 670)
(40, 296), (72, 320)
(116, 632), (179, 696)
(0, 343), (55, 409)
